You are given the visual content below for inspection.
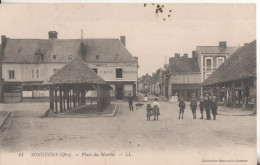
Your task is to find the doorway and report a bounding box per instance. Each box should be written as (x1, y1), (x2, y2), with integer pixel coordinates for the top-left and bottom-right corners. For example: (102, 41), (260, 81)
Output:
(115, 83), (124, 100)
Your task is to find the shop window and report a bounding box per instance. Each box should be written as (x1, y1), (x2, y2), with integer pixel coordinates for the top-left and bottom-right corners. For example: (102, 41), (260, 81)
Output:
(9, 70), (15, 79)
(116, 68), (123, 78)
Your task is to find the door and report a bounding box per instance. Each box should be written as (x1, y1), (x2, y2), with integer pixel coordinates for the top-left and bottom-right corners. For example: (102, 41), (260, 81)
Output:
(116, 84), (124, 100)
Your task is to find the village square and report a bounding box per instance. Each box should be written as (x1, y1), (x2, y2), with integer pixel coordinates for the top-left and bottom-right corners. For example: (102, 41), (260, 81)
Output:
(0, 3), (257, 165)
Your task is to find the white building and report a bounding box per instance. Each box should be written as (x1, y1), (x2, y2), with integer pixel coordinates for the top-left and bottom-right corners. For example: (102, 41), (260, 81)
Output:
(0, 31), (138, 102)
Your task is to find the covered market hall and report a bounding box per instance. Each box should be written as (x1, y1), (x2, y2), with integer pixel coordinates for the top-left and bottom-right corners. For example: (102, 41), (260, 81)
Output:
(201, 40), (256, 110)
(44, 57), (112, 113)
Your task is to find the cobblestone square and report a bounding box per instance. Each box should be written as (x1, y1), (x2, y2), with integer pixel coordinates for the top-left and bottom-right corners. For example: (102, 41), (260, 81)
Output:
(0, 100), (256, 165)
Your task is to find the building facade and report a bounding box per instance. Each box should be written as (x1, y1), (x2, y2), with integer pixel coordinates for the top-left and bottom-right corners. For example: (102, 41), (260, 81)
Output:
(196, 41), (239, 97)
(167, 53), (201, 100)
(202, 40), (256, 110)
(138, 74), (152, 94)
(0, 31), (138, 102)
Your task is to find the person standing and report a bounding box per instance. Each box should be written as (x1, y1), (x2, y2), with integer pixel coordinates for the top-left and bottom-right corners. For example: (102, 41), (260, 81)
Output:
(190, 94), (197, 119)
(204, 94), (211, 120)
(199, 97), (205, 119)
(178, 96), (185, 119)
(152, 97), (160, 120)
(211, 96), (218, 120)
(146, 104), (152, 121)
(128, 94), (134, 111)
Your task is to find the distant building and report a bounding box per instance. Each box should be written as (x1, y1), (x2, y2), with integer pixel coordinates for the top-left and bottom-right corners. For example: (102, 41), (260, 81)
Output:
(0, 31), (138, 102)
(167, 53), (201, 100)
(161, 64), (169, 98)
(196, 41), (239, 96)
(138, 74), (152, 94)
(202, 40), (256, 109)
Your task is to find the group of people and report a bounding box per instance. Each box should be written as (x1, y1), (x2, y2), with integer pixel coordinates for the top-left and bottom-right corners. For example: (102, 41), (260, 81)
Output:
(129, 94), (160, 121)
(179, 93), (218, 120)
(128, 93), (218, 121)
(146, 98), (160, 121)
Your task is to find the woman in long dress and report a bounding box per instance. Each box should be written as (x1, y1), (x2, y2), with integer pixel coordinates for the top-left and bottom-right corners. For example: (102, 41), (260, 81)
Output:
(152, 97), (160, 120)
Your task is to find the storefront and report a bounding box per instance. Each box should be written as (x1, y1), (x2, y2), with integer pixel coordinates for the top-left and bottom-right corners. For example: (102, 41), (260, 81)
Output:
(171, 84), (200, 101)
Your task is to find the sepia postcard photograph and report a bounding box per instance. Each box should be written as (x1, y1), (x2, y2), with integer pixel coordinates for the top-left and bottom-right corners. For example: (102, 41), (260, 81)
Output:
(0, 1), (257, 165)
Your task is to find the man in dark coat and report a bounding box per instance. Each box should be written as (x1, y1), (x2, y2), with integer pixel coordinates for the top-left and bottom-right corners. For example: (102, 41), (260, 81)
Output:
(128, 94), (134, 111)
(204, 94), (211, 120)
(211, 96), (218, 120)
(178, 96), (185, 119)
(190, 94), (197, 119)
(199, 97), (205, 119)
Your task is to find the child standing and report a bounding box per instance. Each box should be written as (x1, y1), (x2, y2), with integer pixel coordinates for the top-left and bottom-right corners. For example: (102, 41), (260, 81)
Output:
(146, 104), (152, 121)
(178, 96), (185, 119)
(190, 94), (197, 119)
(211, 96), (218, 120)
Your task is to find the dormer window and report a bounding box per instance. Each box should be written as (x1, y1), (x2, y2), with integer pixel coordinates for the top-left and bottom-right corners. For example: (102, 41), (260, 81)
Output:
(96, 55), (99, 60)
(35, 49), (44, 62)
(53, 55), (56, 59)
(69, 55), (72, 60)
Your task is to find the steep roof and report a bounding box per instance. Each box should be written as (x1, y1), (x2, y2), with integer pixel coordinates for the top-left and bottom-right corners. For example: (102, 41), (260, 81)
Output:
(45, 57), (106, 85)
(2, 38), (136, 63)
(169, 57), (200, 74)
(202, 40), (256, 86)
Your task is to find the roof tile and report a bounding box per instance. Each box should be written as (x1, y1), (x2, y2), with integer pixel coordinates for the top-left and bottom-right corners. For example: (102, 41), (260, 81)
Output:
(202, 40), (256, 86)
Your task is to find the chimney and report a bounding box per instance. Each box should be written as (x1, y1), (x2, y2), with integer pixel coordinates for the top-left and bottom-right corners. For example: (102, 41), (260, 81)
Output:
(175, 53), (180, 58)
(183, 54), (188, 58)
(1, 35), (7, 49)
(219, 41), (226, 48)
(120, 36), (125, 46)
(48, 31), (58, 39)
(134, 56), (138, 61)
(244, 43), (248, 46)
(192, 50), (197, 59)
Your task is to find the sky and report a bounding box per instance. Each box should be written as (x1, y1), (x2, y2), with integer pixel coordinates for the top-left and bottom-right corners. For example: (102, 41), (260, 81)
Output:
(0, 3), (256, 76)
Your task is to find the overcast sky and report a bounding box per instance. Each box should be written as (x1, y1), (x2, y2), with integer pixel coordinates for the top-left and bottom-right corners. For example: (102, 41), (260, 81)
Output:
(0, 4), (256, 76)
